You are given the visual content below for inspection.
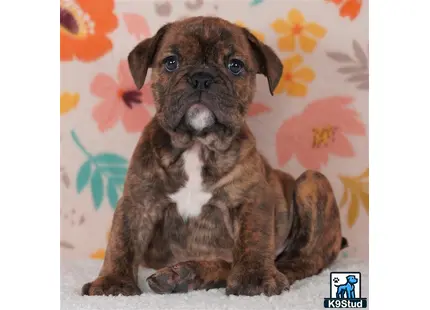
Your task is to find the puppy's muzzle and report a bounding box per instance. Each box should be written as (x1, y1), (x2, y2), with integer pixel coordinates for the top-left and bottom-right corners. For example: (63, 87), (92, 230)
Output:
(184, 71), (217, 131)
(185, 103), (215, 131)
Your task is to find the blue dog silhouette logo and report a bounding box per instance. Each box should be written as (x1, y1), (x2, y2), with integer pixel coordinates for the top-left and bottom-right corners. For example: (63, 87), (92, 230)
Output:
(334, 275), (358, 299)
(324, 272), (367, 308)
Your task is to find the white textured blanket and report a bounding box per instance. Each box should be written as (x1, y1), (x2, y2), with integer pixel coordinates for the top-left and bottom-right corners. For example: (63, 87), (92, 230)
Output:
(61, 257), (368, 310)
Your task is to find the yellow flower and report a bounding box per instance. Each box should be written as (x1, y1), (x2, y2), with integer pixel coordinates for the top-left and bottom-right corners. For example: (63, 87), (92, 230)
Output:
(235, 21), (265, 42)
(339, 168), (369, 228)
(274, 55), (315, 97)
(89, 230), (110, 260)
(60, 92), (80, 115)
(272, 8), (327, 53)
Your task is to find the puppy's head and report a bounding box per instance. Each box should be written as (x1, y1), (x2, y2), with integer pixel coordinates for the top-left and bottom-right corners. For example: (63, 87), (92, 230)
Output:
(128, 16), (282, 150)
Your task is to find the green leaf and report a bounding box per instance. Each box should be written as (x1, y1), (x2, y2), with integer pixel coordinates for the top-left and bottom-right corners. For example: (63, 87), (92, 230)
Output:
(97, 166), (128, 176)
(107, 179), (118, 210)
(107, 177), (125, 210)
(76, 160), (92, 193)
(91, 169), (104, 210)
(250, 0), (263, 6)
(93, 153), (128, 165)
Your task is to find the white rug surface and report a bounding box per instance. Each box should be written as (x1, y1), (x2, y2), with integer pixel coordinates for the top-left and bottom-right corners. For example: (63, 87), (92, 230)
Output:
(61, 257), (368, 310)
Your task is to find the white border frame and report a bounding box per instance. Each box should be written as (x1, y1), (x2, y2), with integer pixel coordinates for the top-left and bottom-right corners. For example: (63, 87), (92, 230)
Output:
(0, 1), (58, 308)
(370, 0), (430, 308)
(0, 0), (429, 309)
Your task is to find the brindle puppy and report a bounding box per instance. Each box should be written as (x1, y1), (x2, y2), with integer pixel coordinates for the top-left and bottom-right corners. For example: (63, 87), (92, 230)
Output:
(82, 16), (348, 297)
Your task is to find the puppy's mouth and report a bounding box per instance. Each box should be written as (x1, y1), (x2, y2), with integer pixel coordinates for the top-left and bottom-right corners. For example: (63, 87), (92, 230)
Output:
(170, 91), (223, 130)
(185, 103), (215, 132)
(163, 87), (237, 138)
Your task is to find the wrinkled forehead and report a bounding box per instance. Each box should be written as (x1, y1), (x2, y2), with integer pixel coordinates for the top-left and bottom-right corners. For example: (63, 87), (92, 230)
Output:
(156, 18), (250, 63)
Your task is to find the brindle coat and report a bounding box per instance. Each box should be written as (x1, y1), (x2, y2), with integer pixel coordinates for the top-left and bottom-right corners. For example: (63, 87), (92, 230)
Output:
(82, 16), (347, 297)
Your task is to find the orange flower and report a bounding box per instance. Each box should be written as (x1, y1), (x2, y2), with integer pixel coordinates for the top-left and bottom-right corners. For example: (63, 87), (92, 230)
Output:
(90, 230), (110, 260)
(327, 0), (362, 20)
(272, 8), (327, 53)
(60, 0), (118, 62)
(274, 55), (315, 97)
(235, 21), (265, 42)
(90, 249), (105, 260)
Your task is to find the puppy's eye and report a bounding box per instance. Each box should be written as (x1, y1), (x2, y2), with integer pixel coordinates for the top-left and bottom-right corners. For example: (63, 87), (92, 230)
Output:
(163, 55), (179, 72)
(228, 59), (245, 75)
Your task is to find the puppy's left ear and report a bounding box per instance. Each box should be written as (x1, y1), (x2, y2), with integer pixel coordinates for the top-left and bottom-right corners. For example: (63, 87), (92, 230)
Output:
(242, 28), (283, 96)
(128, 23), (171, 89)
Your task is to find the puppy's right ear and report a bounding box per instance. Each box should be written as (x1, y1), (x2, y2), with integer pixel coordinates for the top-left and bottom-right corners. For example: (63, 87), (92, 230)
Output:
(128, 23), (171, 89)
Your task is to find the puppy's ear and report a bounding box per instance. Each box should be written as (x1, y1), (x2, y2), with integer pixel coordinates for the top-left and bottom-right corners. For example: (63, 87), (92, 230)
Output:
(128, 23), (171, 89)
(242, 28), (283, 96)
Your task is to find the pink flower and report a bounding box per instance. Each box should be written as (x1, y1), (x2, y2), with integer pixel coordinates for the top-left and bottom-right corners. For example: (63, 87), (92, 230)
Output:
(276, 96), (366, 170)
(91, 60), (154, 133)
(123, 13), (151, 41)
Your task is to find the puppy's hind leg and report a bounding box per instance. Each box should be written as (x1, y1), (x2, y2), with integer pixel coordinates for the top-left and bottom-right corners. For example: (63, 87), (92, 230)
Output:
(275, 170), (344, 286)
(147, 260), (231, 294)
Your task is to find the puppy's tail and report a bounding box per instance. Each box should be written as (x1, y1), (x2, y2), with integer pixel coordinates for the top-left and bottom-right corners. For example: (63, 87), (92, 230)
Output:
(341, 237), (349, 250)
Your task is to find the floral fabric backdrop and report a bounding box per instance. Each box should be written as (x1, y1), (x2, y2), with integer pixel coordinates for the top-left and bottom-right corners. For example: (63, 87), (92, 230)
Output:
(60, 0), (369, 261)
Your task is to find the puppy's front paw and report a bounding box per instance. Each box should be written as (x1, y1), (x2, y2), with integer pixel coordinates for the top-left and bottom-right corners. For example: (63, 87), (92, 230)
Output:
(82, 275), (142, 296)
(147, 261), (201, 294)
(226, 264), (289, 297)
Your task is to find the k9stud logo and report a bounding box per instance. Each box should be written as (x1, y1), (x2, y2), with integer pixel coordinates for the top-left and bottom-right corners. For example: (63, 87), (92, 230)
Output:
(324, 272), (368, 308)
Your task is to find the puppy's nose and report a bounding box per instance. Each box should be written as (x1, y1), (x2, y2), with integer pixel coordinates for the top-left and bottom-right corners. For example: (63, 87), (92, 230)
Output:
(189, 72), (214, 90)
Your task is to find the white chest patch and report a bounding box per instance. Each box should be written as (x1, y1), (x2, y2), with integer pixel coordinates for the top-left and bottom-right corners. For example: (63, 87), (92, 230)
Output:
(168, 145), (212, 219)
